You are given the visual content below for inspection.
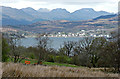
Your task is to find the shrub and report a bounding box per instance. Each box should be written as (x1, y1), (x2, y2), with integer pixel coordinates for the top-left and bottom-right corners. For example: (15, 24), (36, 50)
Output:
(70, 56), (80, 65)
(46, 55), (55, 62)
(29, 53), (35, 59)
(54, 55), (72, 63)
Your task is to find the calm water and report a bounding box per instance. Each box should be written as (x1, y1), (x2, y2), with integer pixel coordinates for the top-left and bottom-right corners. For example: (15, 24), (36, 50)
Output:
(20, 37), (83, 49)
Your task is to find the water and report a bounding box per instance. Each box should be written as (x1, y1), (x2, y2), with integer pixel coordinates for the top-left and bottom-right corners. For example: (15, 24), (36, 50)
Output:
(20, 37), (83, 49)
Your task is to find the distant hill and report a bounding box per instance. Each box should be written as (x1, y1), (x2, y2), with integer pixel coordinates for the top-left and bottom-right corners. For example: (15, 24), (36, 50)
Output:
(7, 14), (117, 33)
(71, 8), (111, 20)
(21, 7), (38, 16)
(2, 14), (31, 25)
(1, 6), (113, 26)
(1, 6), (34, 21)
(1, 6), (47, 25)
(93, 14), (117, 20)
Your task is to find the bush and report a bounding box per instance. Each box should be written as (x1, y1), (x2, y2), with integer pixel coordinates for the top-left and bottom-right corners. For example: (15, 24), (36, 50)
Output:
(54, 55), (72, 63)
(70, 56), (80, 65)
(46, 55), (55, 62)
(2, 37), (9, 62)
(71, 54), (91, 66)
(46, 55), (72, 64)
(29, 53), (35, 59)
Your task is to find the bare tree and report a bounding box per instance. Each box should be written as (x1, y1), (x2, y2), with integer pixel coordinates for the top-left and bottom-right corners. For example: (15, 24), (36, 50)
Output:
(36, 35), (51, 64)
(73, 37), (93, 66)
(63, 41), (76, 56)
(8, 35), (25, 63)
(74, 37), (93, 55)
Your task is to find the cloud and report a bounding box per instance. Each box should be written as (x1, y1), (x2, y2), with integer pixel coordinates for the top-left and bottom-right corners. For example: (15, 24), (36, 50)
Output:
(24, 0), (118, 6)
(0, 0), (19, 3)
(62, 2), (104, 5)
(1, 0), (118, 4)
(0, 0), (118, 13)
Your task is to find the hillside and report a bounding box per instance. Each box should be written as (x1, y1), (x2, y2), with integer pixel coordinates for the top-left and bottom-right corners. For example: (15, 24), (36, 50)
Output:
(1, 6), (112, 25)
(8, 14), (117, 33)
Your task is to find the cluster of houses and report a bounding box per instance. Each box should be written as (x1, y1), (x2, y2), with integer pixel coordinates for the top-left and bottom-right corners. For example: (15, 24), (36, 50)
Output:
(45, 29), (111, 38)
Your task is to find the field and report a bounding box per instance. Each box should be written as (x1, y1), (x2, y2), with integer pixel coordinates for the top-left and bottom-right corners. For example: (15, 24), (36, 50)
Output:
(2, 62), (119, 77)
(7, 58), (80, 67)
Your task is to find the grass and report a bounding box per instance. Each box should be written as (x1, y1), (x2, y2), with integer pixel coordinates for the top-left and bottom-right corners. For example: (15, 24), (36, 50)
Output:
(43, 62), (81, 67)
(43, 62), (79, 67)
(2, 57), (119, 77)
(2, 62), (118, 77)
(21, 59), (37, 64)
(7, 57), (38, 64)
(7, 57), (80, 68)
(6, 57), (119, 74)
(20, 59), (80, 68)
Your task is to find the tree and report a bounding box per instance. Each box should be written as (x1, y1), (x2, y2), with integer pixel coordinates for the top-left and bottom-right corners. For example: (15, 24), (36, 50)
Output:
(74, 37), (93, 55)
(98, 42), (113, 70)
(8, 35), (24, 63)
(90, 37), (108, 67)
(73, 37), (93, 66)
(63, 41), (76, 56)
(58, 47), (66, 56)
(2, 37), (9, 62)
(73, 37), (109, 67)
(109, 31), (120, 72)
(36, 35), (51, 64)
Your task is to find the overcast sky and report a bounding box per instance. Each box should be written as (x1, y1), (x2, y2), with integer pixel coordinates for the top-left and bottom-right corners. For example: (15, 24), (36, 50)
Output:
(0, 0), (119, 13)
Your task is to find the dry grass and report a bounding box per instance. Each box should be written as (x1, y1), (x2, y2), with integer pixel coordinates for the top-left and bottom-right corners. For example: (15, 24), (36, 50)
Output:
(2, 62), (118, 77)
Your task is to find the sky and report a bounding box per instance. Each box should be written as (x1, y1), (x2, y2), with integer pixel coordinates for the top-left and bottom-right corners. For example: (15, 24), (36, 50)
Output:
(0, 0), (119, 13)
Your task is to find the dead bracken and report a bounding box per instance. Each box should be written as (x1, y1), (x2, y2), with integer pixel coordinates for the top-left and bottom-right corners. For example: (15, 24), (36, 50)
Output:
(2, 62), (118, 77)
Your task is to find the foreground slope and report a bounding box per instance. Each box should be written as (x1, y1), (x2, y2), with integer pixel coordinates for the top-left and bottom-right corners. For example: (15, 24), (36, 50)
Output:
(2, 63), (118, 77)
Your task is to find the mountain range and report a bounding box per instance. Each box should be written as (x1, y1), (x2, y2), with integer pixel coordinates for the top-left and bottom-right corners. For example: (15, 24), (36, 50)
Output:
(1, 6), (113, 26)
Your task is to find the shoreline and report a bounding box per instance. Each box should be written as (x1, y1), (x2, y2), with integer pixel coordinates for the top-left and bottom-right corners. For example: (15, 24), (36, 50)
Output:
(24, 36), (110, 38)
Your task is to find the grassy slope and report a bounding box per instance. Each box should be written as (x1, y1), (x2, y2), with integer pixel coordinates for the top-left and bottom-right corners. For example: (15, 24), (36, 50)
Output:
(2, 58), (118, 77)
(21, 59), (80, 67)
(7, 58), (80, 68)
(43, 62), (80, 67)
(2, 62), (118, 77)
